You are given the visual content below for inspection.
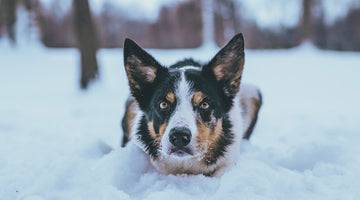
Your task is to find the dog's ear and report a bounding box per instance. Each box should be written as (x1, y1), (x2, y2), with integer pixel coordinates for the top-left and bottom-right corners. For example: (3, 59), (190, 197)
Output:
(124, 38), (167, 106)
(202, 33), (245, 98)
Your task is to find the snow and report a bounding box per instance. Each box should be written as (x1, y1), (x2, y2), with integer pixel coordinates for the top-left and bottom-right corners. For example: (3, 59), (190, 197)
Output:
(1, 40), (360, 199)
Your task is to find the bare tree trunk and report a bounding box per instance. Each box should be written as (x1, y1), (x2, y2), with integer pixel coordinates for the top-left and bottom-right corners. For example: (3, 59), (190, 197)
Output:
(73, 0), (99, 89)
(300, 0), (314, 41)
(0, 0), (17, 43)
(201, 0), (217, 47)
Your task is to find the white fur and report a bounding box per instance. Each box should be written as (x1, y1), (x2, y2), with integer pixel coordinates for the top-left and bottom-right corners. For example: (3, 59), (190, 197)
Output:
(159, 71), (198, 156)
(169, 65), (201, 72)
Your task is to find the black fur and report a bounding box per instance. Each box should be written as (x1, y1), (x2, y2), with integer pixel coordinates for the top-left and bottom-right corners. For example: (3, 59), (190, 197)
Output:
(185, 69), (233, 114)
(137, 71), (181, 159)
(185, 70), (235, 165)
(206, 115), (234, 165)
(137, 116), (159, 159)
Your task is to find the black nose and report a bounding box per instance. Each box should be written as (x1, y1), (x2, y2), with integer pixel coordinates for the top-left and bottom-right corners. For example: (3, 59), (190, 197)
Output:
(169, 127), (191, 148)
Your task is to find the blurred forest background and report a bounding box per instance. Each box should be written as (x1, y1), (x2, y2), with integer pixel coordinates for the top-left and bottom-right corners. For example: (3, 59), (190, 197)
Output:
(1, 0), (360, 49)
(1, 0), (359, 88)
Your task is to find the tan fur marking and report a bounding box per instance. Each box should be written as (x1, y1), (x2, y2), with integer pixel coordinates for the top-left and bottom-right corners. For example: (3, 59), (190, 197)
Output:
(212, 57), (244, 96)
(125, 99), (137, 137)
(159, 123), (167, 136)
(213, 62), (243, 82)
(192, 92), (205, 105)
(196, 118), (223, 163)
(166, 92), (175, 103)
(125, 55), (158, 92)
(148, 121), (157, 139)
(125, 64), (139, 90)
(139, 66), (157, 82)
(213, 64), (226, 81)
(147, 121), (167, 146)
(240, 90), (262, 139)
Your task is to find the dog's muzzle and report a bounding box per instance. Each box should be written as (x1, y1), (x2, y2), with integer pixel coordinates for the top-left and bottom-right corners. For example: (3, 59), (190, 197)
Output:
(168, 127), (193, 156)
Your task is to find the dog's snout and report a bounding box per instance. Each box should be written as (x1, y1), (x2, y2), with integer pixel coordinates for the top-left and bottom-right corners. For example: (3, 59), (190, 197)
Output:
(169, 127), (191, 148)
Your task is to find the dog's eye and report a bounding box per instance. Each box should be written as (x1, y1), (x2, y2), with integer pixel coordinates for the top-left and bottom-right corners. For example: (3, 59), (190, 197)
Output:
(159, 101), (168, 110)
(200, 102), (210, 110)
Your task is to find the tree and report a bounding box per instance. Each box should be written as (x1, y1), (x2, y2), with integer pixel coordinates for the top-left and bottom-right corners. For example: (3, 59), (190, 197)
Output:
(214, 0), (239, 46)
(0, 0), (17, 43)
(73, 0), (99, 89)
(299, 0), (315, 41)
(201, 0), (217, 47)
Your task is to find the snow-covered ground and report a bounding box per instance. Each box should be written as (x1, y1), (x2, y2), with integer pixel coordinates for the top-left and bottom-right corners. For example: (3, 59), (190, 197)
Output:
(1, 43), (360, 200)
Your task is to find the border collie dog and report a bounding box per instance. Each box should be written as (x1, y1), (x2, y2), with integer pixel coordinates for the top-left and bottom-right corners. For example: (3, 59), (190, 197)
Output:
(121, 33), (262, 177)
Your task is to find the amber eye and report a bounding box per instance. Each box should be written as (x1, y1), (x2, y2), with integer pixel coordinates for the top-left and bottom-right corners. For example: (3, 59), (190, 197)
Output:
(159, 101), (168, 109)
(200, 102), (210, 110)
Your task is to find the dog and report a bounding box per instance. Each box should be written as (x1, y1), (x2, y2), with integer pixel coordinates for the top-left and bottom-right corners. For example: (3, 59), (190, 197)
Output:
(121, 33), (262, 177)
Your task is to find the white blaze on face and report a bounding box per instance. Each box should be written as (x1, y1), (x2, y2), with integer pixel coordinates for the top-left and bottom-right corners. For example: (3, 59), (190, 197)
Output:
(160, 69), (198, 156)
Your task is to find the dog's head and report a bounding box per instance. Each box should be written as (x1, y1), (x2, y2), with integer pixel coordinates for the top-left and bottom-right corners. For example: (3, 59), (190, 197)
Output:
(124, 34), (244, 165)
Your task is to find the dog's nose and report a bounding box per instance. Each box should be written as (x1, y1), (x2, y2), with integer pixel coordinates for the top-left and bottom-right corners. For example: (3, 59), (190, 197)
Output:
(169, 127), (191, 148)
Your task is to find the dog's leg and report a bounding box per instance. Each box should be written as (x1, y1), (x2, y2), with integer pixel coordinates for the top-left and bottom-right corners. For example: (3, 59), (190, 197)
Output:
(239, 84), (262, 140)
(121, 96), (138, 147)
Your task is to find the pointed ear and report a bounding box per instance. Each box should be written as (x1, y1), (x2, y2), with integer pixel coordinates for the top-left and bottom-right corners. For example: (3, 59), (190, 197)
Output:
(124, 38), (166, 103)
(202, 33), (245, 98)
